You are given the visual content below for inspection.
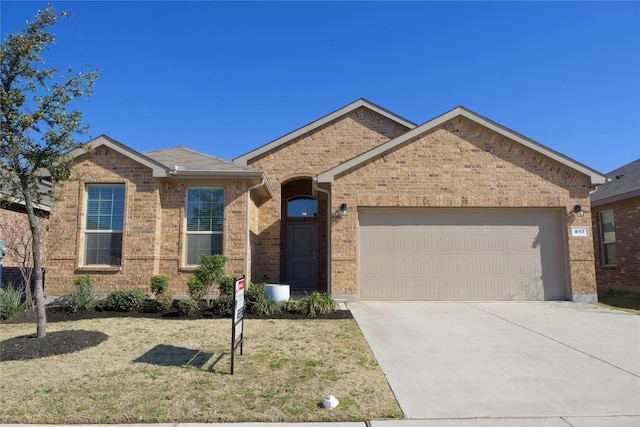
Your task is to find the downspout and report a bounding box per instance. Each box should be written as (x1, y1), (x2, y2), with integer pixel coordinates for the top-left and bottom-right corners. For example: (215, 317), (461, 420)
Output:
(245, 178), (266, 281)
(312, 177), (331, 294)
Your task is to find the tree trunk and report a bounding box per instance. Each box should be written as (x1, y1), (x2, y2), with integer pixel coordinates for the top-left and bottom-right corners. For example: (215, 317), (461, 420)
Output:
(20, 176), (46, 338)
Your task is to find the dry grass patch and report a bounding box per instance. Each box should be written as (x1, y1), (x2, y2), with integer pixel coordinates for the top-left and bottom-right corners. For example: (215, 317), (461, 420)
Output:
(0, 317), (401, 423)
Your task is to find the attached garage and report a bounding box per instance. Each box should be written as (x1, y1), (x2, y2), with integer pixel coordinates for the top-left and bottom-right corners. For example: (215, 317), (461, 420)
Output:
(358, 208), (568, 301)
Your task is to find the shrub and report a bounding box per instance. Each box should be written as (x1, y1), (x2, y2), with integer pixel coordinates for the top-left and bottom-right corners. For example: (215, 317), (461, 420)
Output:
(150, 275), (169, 296)
(105, 289), (145, 312)
(245, 282), (265, 311)
(218, 276), (234, 297)
(296, 292), (338, 317)
(251, 298), (282, 316)
(187, 276), (207, 301)
(210, 295), (233, 317)
(0, 284), (26, 320)
(194, 254), (228, 295)
(281, 299), (298, 313)
(64, 275), (99, 313)
(175, 298), (199, 316)
(151, 294), (173, 312)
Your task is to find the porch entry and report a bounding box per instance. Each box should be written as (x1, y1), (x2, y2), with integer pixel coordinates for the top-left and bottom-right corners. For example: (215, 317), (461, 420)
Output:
(285, 222), (318, 290)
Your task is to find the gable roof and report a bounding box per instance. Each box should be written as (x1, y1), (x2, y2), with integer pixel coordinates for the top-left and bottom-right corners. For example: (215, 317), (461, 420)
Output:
(70, 135), (170, 178)
(590, 159), (640, 206)
(317, 106), (606, 186)
(71, 135), (273, 197)
(233, 98), (417, 166)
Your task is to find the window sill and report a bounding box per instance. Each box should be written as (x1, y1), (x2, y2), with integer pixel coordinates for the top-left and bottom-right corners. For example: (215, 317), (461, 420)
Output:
(77, 266), (122, 273)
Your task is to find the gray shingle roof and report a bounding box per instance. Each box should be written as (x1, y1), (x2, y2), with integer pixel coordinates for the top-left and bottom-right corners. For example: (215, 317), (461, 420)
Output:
(144, 146), (258, 173)
(590, 158), (640, 206)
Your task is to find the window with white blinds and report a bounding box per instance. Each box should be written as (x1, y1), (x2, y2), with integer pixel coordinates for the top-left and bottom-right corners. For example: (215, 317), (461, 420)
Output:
(84, 185), (124, 266)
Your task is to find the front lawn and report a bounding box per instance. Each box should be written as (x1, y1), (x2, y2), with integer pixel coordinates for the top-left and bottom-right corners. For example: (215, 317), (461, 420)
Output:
(0, 317), (401, 423)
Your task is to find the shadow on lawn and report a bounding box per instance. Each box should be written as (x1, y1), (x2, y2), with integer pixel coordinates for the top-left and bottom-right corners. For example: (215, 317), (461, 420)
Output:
(133, 344), (230, 372)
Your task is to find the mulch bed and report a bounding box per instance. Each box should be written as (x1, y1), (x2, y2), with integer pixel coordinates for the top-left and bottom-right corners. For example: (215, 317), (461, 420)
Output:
(1, 301), (352, 362)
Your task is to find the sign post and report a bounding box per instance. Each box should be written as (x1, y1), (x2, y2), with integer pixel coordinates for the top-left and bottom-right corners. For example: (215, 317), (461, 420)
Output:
(230, 276), (245, 375)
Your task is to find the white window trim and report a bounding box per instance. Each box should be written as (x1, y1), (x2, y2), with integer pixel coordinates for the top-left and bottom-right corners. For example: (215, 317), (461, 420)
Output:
(82, 183), (125, 268)
(184, 187), (224, 266)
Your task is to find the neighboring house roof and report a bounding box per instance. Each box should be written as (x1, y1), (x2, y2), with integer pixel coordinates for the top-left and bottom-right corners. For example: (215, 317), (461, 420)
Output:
(317, 106), (606, 186)
(590, 158), (640, 207)
(72, 135), (273, 198)
(233, 98), (417, 166)
(0, 179), (52, 212)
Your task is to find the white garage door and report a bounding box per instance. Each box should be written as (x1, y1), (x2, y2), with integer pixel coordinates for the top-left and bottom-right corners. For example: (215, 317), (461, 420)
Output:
(358, 209), (567, 301)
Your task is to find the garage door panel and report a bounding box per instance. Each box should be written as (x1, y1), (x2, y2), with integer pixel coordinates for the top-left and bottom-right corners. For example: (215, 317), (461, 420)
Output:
(359, 210), (565, 301)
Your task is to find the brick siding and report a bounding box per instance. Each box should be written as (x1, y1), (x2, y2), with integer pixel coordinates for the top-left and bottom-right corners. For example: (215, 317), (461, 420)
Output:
(592, 197), (640, 292)
(327, 116), (596, 299)
(248, 107), (411, 286)
(46, 146), (249, 297)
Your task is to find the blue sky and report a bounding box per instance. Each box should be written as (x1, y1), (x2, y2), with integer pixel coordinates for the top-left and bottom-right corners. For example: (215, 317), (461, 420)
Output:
(2, 1), (639, 174)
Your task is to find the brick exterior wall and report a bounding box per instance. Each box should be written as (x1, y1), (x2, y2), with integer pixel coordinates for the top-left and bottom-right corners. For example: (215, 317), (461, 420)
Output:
(247, 107), (412, 286)
(592, 197), (640, 292)
(327, 116), (597, 300)
(46, 146), (250, 297)
(0, 204), (49, 289)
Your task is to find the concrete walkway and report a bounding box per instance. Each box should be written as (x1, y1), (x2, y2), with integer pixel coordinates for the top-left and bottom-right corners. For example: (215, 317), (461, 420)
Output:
(348, 302), (640, 423)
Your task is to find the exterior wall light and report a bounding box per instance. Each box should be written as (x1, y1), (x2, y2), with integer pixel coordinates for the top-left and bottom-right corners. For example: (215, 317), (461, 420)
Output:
(340, 203), (348, 216)
(573, 204), (585, 217)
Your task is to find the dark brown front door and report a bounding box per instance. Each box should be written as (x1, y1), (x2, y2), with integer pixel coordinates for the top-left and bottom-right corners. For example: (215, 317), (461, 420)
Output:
(285, 222), (318, 290)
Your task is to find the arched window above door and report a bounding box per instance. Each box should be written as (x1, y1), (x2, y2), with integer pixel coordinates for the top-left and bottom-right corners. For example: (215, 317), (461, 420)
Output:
(287, 196), (318, 218)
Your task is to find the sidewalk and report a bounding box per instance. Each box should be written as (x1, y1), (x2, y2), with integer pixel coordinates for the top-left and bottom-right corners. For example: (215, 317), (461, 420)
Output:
(9, 416), (640, 426)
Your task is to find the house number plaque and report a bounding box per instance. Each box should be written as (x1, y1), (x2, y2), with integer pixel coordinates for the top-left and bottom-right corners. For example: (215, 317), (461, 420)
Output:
(571, 226), (590, 237)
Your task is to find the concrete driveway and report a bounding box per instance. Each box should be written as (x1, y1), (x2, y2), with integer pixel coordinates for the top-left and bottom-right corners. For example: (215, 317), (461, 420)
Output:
(348, 302), (640, 420)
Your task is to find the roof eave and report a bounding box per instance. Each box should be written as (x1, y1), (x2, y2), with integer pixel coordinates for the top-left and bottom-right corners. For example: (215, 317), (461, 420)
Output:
(70, 135), (171, 178)
(170, 170), (273, 198)
(591, 189), (640, 207)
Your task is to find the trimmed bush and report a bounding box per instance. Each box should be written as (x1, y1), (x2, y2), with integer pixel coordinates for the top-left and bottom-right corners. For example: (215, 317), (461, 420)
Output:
(150, 275), (169, 296)
(218, 276), (234, 297)
(296, 292), (338, 317)
(210, 295), (233, 317)
(194, 254), (227, 296)
(175, 298), (198, 316)
(64, 275), (99, 313)
(245, 282), (265, 312)
(151, 294), (173, 312)
(0, 284), (26, 320)
(187, 276), (207, 301)
(105, 289), (145, 312)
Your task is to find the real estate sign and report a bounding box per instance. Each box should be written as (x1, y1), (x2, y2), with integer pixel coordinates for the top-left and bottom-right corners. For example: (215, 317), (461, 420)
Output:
(230, 276), (245, 375)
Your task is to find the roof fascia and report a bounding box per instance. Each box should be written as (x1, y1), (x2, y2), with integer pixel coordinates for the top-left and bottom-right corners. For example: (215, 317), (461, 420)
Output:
(318, 107), (606, 185)
(169, 170), (273, 198)
(69, 135), (171, 178)
(591, 189), (640, 207)
(233, 99), (417, 166)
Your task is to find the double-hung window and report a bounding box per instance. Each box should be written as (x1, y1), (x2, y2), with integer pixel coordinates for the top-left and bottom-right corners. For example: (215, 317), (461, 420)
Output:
(599, 210), (617, 266)
(186, 188), (224, 265)
(85, 185), (124, 266)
